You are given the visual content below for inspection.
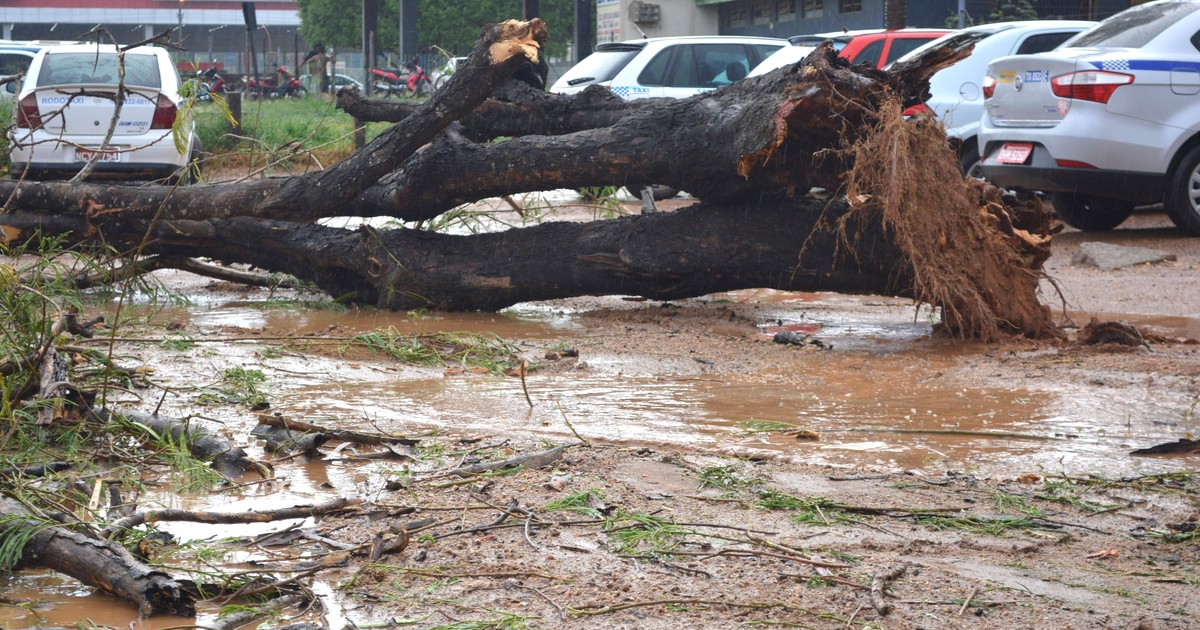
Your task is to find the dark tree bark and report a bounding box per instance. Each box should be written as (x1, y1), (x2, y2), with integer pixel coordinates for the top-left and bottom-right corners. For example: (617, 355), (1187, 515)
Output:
(0, 498), (195, 616)
(0, 22), (1056, 339)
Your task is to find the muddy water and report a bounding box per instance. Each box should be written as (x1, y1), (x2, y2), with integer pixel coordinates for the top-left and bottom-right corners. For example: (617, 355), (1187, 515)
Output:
(6, 290), (1198, 628)
(136, 292), (1199, 478)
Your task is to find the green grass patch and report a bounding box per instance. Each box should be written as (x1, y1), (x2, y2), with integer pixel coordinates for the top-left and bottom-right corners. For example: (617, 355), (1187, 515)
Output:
(195, 97), (390, 172)
(544, 489), (606, 517)
(349, 330), (521, 376)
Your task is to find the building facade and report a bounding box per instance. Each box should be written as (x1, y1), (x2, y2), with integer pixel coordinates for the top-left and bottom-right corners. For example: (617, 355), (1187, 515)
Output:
(0, 0), (304, 75)
(713, 0), (1136, 38)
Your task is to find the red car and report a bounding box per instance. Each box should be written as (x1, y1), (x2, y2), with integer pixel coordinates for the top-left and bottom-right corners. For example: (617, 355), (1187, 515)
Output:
(788, 28), (952, 69)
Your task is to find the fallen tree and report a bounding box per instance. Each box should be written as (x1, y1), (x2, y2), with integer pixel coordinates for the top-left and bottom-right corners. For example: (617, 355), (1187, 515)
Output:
(0, 18), (1056, 340)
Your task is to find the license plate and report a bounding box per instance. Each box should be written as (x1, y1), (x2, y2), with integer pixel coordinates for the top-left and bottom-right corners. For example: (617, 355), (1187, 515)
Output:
(75, 147), (120, 163)
(996, 142), (1033, 165)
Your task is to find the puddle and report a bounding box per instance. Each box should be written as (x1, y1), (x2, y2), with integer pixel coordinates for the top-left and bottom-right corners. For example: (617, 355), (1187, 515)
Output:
(8, 289), (1197, 628)
(125, 291), (1195, 479)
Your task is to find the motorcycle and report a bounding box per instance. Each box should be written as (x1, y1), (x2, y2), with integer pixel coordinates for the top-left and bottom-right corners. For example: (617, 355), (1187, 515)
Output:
(245, 65), (307, 98)
(369, 59), (432, 98)
(196, 66), (226, 101)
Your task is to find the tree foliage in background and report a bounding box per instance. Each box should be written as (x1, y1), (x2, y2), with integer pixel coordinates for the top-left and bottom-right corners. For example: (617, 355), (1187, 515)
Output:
(988, 0), (1040, 22)
(297, 0), (577, 61)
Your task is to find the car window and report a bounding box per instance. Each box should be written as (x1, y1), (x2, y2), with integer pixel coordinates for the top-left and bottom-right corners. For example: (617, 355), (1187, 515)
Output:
(751, 44), (784, 65)
(1015, 32), (1079, 55)
(0, 51), (33, 76)
(638, 48), (673, 86)
(885, 38), (932, 65)
(1064, 2), (1199, 48)
(664, 44), (753, 87)
(37, 52), (161, 88)
(556, 48), (639, 87)
(853, 40), (884, 67)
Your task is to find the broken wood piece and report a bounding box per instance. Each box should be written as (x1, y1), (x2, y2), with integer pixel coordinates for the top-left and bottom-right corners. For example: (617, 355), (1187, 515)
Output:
(0, 461), (71, 478)
(440, 445), (567, 478)
(101, 497), (360, 539)
(106, 408), (256, 477)
(869, 564), (907, 616)
(0, 497), (195, 616)
(251, 421), (329, 455)
(256, 413), (419, 446)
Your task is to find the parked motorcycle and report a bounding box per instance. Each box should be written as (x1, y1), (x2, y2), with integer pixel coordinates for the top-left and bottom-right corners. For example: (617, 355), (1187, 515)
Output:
(246, 65), (307, 98)
(369, 59), (432, 98)
(196, 66), (226, 101)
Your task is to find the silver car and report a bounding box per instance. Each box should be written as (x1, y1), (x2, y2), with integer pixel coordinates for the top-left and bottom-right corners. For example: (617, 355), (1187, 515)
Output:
(978, 1), (1200, 234)
(891, 20), (1094, 177)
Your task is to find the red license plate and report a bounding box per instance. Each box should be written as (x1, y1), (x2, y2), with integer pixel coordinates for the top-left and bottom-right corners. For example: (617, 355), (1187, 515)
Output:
(75, 147), (120, 163)
(995, 142), (1033, 165)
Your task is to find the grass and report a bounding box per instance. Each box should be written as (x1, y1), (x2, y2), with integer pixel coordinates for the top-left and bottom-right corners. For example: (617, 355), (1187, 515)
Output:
(698, 465), (757, 490)
(195, 366), (269, 409)
(604, 511), (693, 553)
(194, 96), (391, 175)
(349, 330), (522, 376)
(544, 489), (606, 517)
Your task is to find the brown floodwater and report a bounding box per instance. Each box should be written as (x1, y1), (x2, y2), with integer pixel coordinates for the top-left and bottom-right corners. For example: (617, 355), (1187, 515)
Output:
(6, 289), (1198, 628)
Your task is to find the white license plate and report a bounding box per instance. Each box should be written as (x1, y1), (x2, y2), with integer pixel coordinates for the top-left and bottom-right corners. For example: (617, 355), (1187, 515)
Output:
(75, 147), (121, 163)
(996, 143), (1033, 165)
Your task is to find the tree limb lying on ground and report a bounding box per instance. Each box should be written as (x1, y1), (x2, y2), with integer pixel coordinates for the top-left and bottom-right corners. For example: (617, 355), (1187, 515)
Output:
(0, 18), (1056, 340)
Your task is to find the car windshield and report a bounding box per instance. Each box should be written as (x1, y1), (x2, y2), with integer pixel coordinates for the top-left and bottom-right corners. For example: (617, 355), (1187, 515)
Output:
(556, 47), (640, 87)
(1062, 2), (1198, 48)
(36, 52), (161, 88)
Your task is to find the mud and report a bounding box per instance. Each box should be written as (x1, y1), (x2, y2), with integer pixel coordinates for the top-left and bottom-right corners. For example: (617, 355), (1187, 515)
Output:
(2, 206), (1198, 629)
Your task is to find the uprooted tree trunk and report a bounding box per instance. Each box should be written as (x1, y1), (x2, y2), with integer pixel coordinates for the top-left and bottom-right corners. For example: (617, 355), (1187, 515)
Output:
(0, 18), (1057, 340)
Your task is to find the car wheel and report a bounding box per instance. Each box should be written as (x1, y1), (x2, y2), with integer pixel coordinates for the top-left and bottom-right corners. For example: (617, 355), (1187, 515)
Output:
(625, 184), (679, 201)
(1164, 145), (1200, 235)
(1049, 192), (1134, 232)
(958, 143), (983, 180)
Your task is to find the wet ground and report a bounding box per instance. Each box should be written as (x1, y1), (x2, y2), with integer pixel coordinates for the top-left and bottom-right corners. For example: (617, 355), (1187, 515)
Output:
(2, 207), (1198, 629)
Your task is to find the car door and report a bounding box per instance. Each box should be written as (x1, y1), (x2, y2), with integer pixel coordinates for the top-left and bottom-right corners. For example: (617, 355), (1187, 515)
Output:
(636, 43), (759, 99)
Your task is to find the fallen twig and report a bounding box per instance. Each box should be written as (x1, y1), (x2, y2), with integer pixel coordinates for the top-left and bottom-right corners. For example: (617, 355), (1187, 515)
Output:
(870, 564), (907, 616)
(958, 585), (978, 616)
(102, 497), (360, 538)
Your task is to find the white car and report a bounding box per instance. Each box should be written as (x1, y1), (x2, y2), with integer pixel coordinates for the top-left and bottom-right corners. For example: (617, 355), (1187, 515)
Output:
(979, 1), (1200, 234)
(9, 43), (199, 183)
(550, 36), (786, 100)
(891, 20), (1095, 176)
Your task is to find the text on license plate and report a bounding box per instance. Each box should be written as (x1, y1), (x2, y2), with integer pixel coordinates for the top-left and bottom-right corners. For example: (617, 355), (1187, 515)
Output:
(996, 143), (1033, 165)
(75, 148), (120, 163)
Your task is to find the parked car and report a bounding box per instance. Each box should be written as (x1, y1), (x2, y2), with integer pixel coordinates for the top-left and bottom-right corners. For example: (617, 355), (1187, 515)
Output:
(550, 36), (787, 99)
(8, 43), (200, 183)
(0, 40), (76, 101)
(753, 28), (952, 77)
(553, 36), (785, 199)
(978, 1), (1200, 234)
(432, 56), (467, 92)
(891, 20), (1094, 177)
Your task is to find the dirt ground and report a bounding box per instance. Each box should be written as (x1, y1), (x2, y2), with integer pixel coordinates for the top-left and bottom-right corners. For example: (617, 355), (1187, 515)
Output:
(5, 203), (1199, 630)
(270, 207), (1198, 630)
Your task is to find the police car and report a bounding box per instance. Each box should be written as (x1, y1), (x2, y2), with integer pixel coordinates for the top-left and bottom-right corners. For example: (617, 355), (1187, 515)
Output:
(550, 36), (786, 100)
(978, 1), (1200, 234)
